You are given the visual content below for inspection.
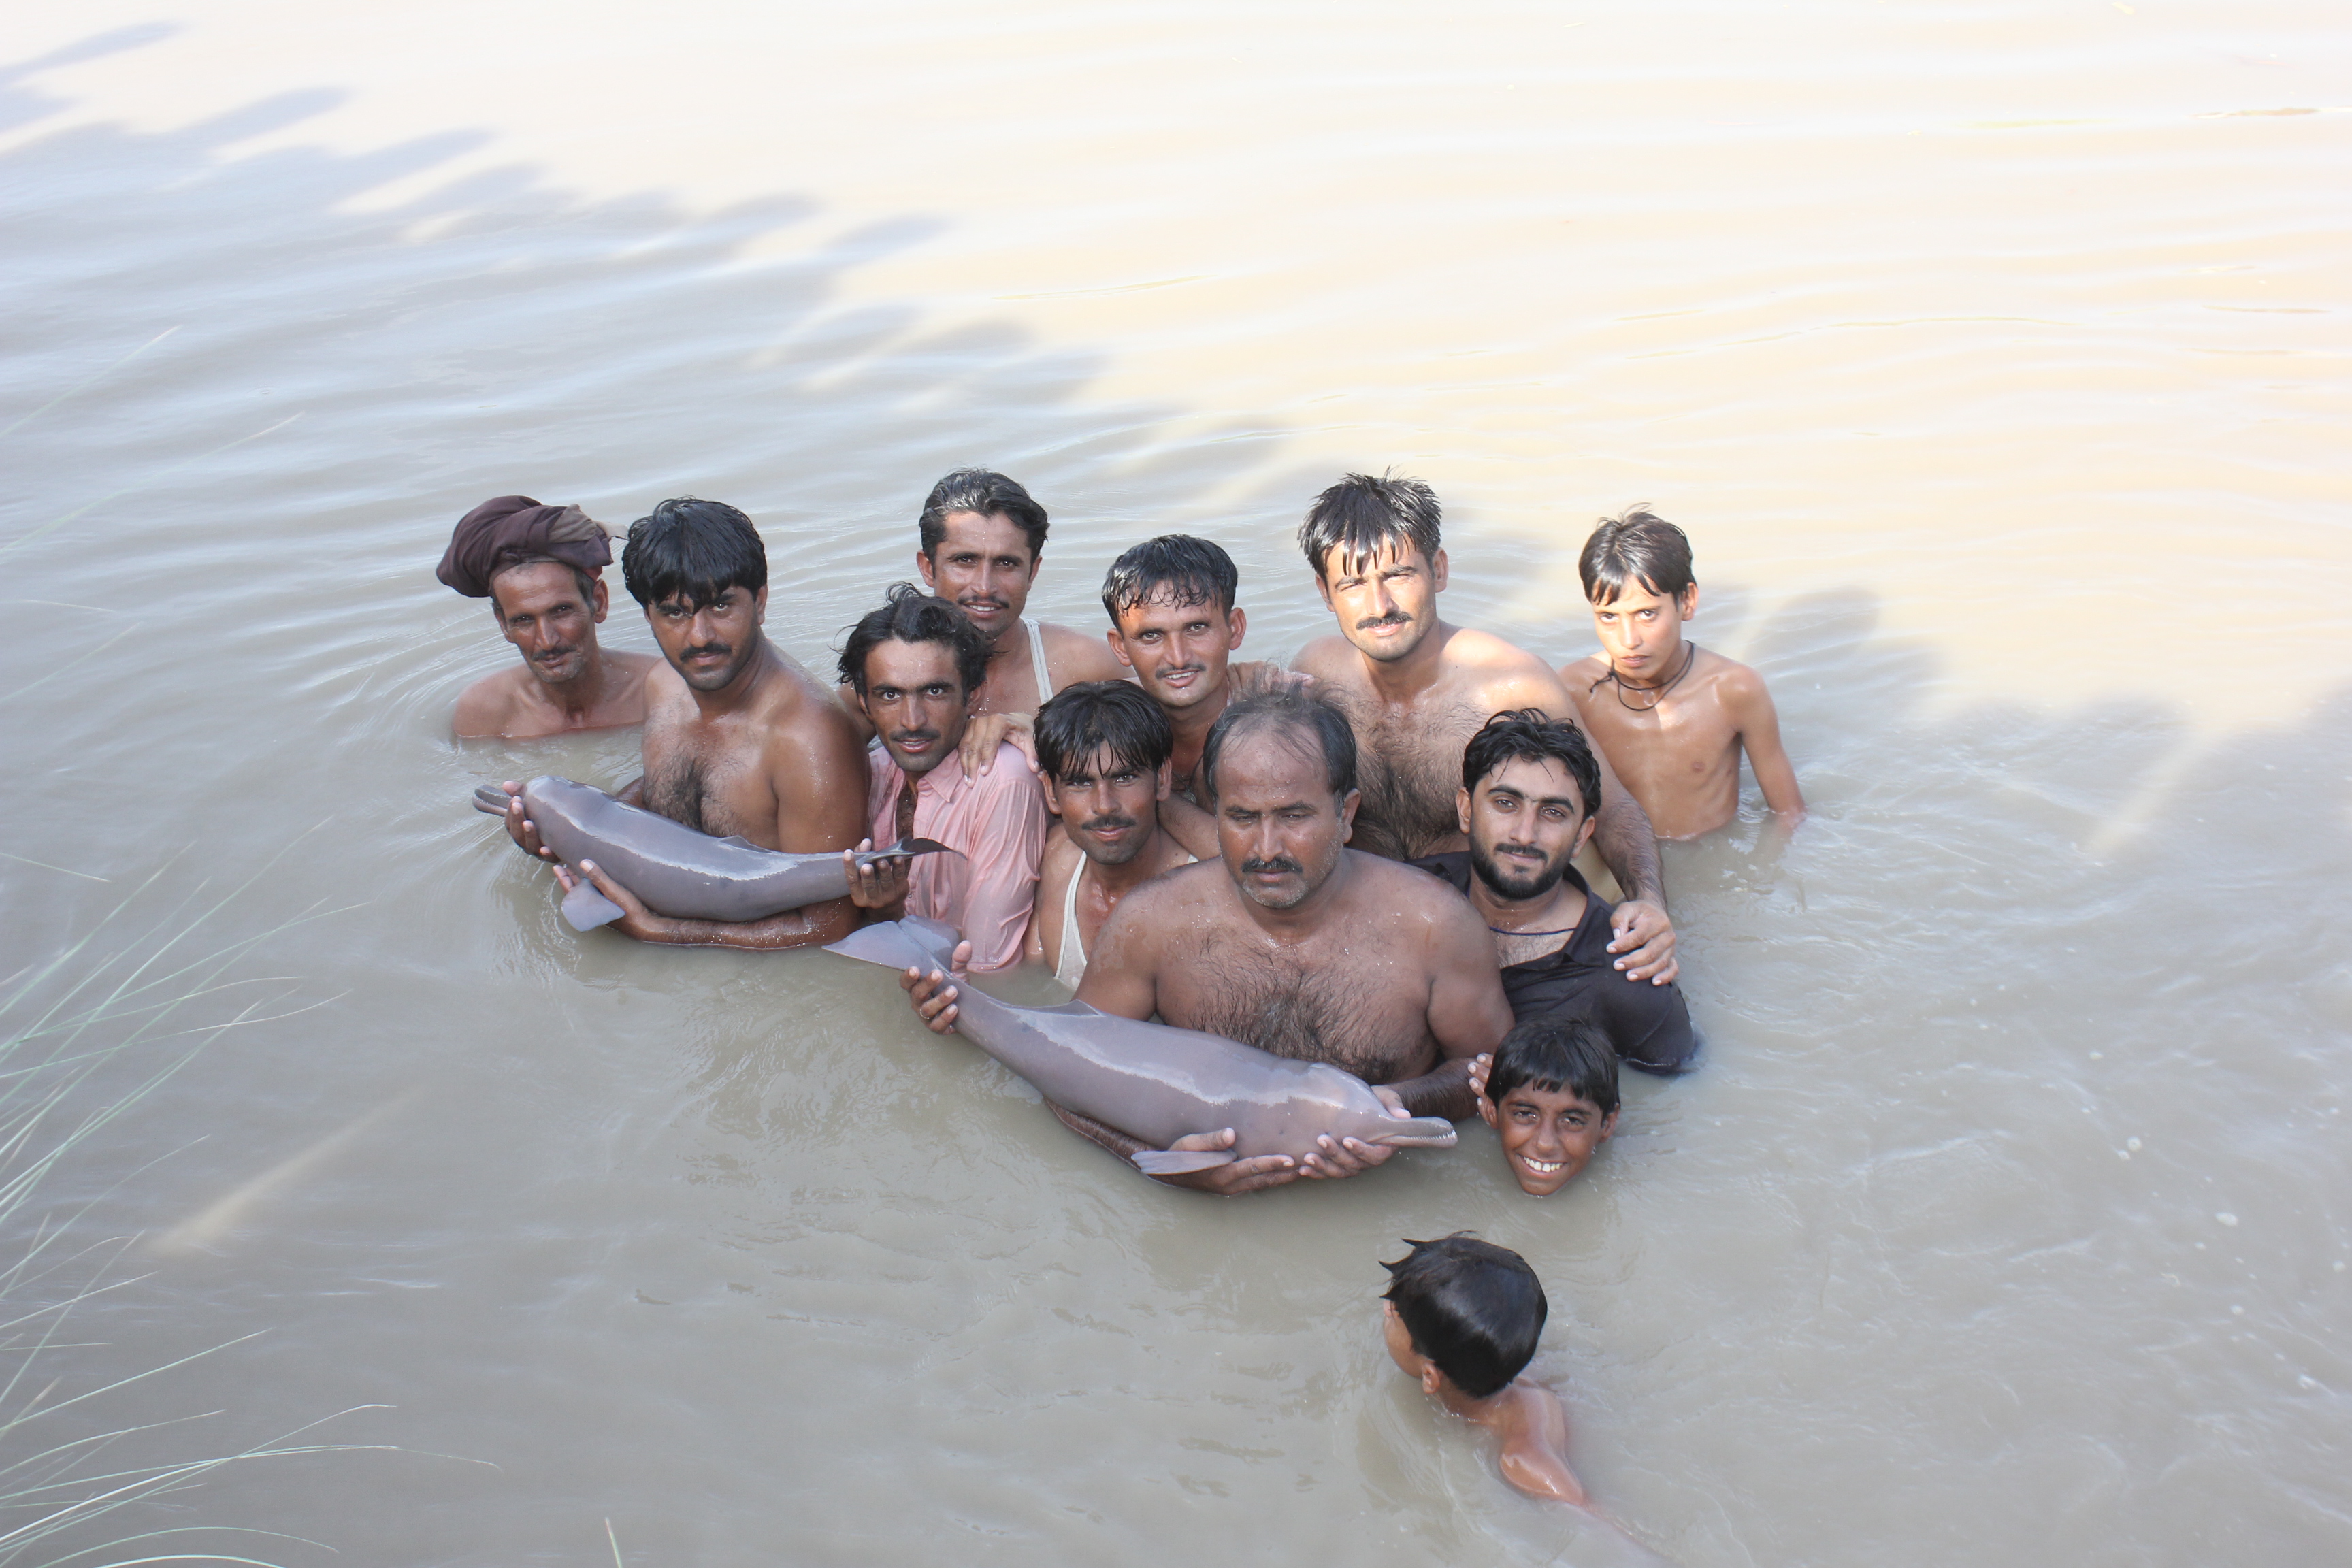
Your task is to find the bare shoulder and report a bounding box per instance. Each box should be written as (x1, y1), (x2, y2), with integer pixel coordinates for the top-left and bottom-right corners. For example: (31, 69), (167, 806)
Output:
(1556, 651), (1608, 691)
(1701, 647), (1774, 704)
(609, 649), (660, 681)
(1036, 830), (1081, 900)
(1344, 851), (1480, 932)
(1040, 621), (1126, 683)
(1443, 627), (1573, 714)
(1292, 634), (1366, 689)
(451, 668), (525, 738)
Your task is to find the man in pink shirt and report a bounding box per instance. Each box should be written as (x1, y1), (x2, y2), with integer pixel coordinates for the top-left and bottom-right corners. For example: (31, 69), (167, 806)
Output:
(840, 584), (1049, 971)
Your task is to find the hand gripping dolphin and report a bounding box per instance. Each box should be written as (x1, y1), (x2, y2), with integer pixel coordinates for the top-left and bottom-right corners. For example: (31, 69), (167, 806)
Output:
(473, 777), (958, 932)
(826, 917), (1459, 1176)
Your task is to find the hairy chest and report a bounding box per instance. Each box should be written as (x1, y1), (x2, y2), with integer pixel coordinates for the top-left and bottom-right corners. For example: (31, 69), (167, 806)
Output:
(642, 719), (774, 844)
(1159, 934), (1437, 1083)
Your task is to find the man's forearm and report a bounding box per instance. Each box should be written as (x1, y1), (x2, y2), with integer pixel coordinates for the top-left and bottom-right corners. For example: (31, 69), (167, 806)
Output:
(1384, 1059), (1477, 1122)
(1595, 790), (1667, 908)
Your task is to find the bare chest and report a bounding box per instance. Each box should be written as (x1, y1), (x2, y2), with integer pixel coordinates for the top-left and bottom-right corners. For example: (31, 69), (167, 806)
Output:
(1159, 930), (1437, 1084)
(1342, 692), (1489, 860)
(642, 717), (775, 845)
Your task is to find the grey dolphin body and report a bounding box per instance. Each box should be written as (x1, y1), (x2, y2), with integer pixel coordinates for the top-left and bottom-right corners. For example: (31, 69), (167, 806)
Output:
(472, 777), (956, 932)
(825, 917), (1458, 1176)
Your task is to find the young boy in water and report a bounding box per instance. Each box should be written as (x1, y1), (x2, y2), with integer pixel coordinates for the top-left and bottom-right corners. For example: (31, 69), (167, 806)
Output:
(1380, 1234), (1588, 1504)
(1469, 1019), (1619, 1197)
(1558, 507), (1804, 840)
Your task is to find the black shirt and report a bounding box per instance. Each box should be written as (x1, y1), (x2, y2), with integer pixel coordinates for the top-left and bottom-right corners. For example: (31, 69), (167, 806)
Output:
(1411, 852), (1699, 1075)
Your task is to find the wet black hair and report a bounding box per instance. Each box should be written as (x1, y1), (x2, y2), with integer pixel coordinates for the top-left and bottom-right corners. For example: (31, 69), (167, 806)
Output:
(1485, 1018), (1620, 1118)
(1460, 710), (1601, 825)
(1382, 1234), (1548, 1400)
(1100, 534), (1240, 622)
(836, 583), (991, 698)
(918, 468), (1049, 559)
(1198, 688), (1357, 804)
(1034, 680), (1175, 784)
(1578, 506), (1695, 605)
(621, 498), (767, 610)
(1298, 470), (1442, 581)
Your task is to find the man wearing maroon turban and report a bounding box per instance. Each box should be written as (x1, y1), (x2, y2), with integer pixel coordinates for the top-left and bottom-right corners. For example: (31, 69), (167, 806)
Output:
(442, 494), (655, 738)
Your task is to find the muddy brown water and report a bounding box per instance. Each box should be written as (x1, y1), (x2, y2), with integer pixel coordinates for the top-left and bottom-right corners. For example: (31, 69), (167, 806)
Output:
(1, 3), (2347, 1563)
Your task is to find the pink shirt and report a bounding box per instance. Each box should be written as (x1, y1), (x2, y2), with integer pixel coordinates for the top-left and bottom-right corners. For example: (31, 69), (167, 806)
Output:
(866, 740), (1048, 972)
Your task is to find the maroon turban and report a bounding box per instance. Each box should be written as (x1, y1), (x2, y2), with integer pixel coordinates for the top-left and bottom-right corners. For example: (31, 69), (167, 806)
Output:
(437, 494), (614, 598)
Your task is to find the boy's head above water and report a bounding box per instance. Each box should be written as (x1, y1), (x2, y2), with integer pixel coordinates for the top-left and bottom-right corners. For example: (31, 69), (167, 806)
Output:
(1480, 1019), (1619, 1196)
(1381, 1233), (1548, 1399)
(1579, 506), (1697, 676)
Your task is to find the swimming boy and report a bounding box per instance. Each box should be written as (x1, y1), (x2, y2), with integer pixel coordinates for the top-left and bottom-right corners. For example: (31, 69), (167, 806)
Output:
(1470, 1019), (1619, 1196)
(1559, 507), (1803, 840)
(1380, 1234), (1588, 1504)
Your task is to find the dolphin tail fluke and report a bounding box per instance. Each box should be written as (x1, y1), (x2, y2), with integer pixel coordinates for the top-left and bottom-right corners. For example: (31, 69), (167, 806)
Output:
(472, 785), (513, 816)
(559, 878), (628, 932)
(896, 837), (960, 858)
(823, 917), (960, 974)
(1130, 1149), (1239, 1176)
(1370, 1117), (1459, 1150)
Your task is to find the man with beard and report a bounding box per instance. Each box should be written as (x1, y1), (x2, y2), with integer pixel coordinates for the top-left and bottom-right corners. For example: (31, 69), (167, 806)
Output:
(1024, 681), (1196, 987)
(1418, 712), (1695, 1073)
(840, 585), (1050, 973)
(440, 494), (655, 738)
(498, 498), (870, 949)
(902, 689), (1513, 1194)
(1288, 471), (1680, 986)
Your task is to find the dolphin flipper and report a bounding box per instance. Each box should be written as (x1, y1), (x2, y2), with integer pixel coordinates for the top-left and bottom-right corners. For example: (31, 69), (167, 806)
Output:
(1130, 1149), (1239, 1176)
(473, 785), (514, 816)
(559, 877), (628, 932)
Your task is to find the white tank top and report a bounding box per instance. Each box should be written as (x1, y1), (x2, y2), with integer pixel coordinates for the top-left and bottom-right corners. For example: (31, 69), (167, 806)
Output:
(1024, 615), (1055, 706)
(1053, 851), (1196, 990)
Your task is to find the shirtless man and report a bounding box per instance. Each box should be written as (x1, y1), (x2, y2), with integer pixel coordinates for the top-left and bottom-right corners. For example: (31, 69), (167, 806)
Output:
(1099, 533), (1298, 857)
(1559, 506), (1804, 840)
(1024, 681), (1196, 987)
(439, 494), (655, 738)
(905, 689), (1515, 1195)
(1288, 472), (1679, 984)
(499, 497), (870, 948)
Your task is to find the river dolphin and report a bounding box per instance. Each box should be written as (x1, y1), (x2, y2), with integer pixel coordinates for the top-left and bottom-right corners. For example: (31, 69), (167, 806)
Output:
(472, 777), (957, 932)
(825, 916), (1459, 1175)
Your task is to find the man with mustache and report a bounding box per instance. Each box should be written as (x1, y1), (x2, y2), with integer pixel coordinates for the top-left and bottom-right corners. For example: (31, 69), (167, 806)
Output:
(1288, 472), (1681, 986)
(841, 584), (1050, 973)
(1418, 711), (1695, 1074)
(498, 497), (871, 948)
(1024, 681), (1196, 986)
(904, 688), (1513, 1194)
(439, 494), (655, 738)
(913, 466), (1129, 713)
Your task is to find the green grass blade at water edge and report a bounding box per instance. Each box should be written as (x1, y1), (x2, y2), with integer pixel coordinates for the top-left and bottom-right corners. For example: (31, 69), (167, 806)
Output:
(0, 849), (368, 1567)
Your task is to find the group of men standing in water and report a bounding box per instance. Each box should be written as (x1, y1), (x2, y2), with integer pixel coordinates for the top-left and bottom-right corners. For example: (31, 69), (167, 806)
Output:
(444, 468), (1696, 1193)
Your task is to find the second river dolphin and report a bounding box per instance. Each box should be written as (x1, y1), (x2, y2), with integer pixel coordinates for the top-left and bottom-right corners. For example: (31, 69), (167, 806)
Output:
(474, 777), (957, 932)
(826, 916), (1459, 1175)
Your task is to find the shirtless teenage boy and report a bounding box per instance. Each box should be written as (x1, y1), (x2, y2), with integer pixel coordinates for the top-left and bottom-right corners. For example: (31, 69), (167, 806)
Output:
(1025, 681), (1196, 987)
(1559, 507), (1803, 840)
(500, 498), (870, 948)
(1288, 472), (1679, 984)
(905, 689), (1514, 1195)
(440, 494), (654, 738)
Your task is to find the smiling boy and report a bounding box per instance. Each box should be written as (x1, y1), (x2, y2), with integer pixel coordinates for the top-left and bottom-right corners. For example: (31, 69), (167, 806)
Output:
(1471, 1020), (1619, 1196)
(1558, 506), (1803, 840)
